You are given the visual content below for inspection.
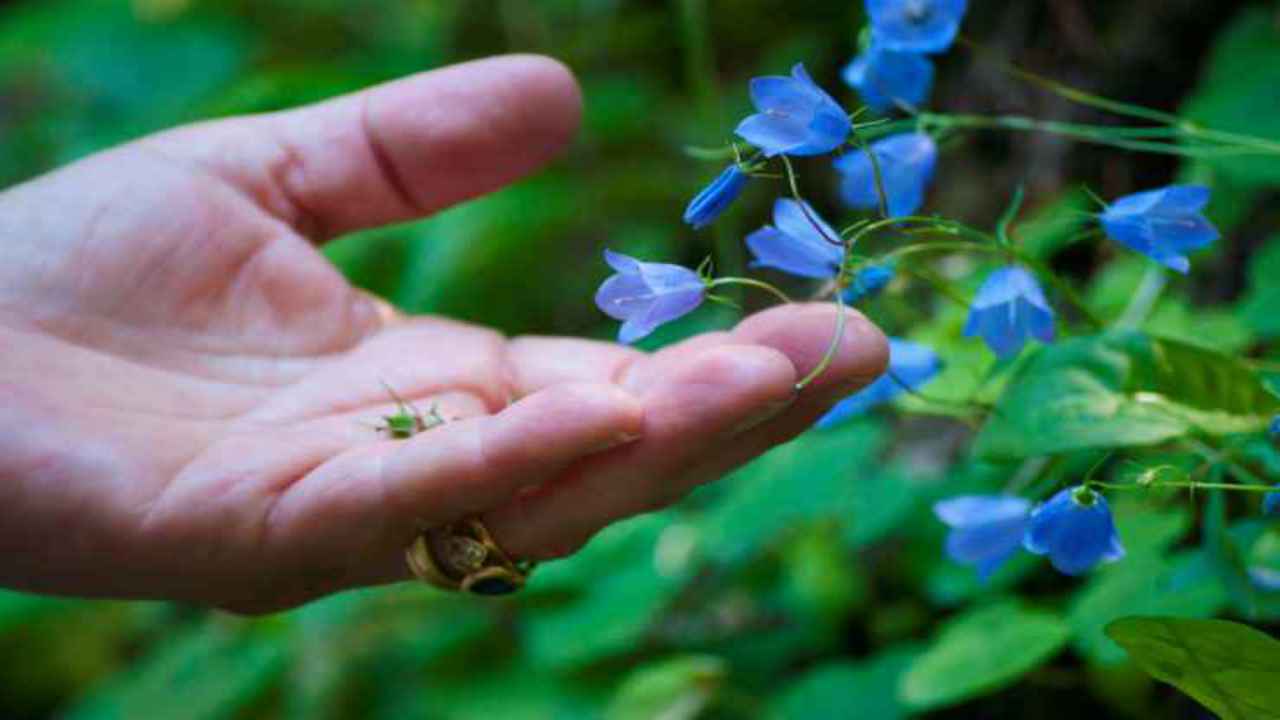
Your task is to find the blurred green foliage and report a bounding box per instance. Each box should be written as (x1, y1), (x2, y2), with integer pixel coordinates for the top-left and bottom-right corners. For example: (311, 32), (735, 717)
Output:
(2, 0), (1280, 718)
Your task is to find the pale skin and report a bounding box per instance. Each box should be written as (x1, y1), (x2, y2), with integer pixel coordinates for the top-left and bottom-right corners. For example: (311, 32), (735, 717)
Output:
(0, 55), (887, 614)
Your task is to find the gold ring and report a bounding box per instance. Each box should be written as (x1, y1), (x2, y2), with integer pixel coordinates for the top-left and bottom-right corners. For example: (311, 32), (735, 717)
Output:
(405, 518), (533, 596)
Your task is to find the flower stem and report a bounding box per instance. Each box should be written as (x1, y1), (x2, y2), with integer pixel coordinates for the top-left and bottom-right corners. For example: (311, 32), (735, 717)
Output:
(1093, 480), (1277, 495)
(1115, 265), (1167, 330)
(779, 155), (844, 247)
(795, 291), (848, 392)
(707, 277), (793, 304)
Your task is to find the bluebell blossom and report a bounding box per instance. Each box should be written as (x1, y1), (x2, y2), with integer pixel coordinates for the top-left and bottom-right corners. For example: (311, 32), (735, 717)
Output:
(842, 265), (895, 304)
(683, 165), (748, 230)
(842, 44), (935, 113)
(1250, 567), (1280, 593)
(866, 0), (969, 54)
(595, 250), (705, 344)
(817, 338), (942, 427)
(963, 266), (1055, 359)
(1265, 485), (1280, 517)
(934, 495), (1033, 578)
(1271, 415), (1280, 440)
(835, 132), (938, 218)
(745, 199), (843, 279)
(1024, 487), (1125, 576)
(736, 64), (852, 157)
(1098, 185), (1220, 274)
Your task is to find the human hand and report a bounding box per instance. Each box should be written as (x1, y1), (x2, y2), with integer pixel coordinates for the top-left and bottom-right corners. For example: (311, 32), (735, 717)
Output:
(0, 55), (887, 613)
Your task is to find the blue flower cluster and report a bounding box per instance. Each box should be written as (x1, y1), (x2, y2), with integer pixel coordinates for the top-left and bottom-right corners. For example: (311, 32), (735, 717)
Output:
(845, 0), (969, 113)
(592, 0), (1237, 583)
(936, 486), (1125, 578)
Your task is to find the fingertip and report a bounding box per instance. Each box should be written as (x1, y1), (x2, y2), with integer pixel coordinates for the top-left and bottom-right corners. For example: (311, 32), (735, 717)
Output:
(732, 303), (888, 394)
(498, 382), (645, 459)
(646, 344), (798, 426)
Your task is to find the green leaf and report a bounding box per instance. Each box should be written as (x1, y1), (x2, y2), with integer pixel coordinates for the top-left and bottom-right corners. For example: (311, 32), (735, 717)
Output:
(64, 620), (286, 720)
(1106, 616), (1280, 719)
(898, 600), (1070, 711)
(697, 418), (908, 562)
(975, 331), (1280, 460)
(770, 647), (919, 720)
(1181, 7), (1280, 186)
(1069, 551), (1227, 666)
(521, 514), (686, 671)
(605, 655), (727, 720)
(1239, 235), (1280, 338)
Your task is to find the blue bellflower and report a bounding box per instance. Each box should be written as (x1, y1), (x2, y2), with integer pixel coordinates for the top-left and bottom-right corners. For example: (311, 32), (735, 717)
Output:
(835, 132), (938, 218)
(817, 338), (942, 427)
(866, 0), (969, 54)
(963, 266), (1055, 359)
(1250, 567), (1280, 593)
(746, 199), (844, 279)
(1024, 487), (1125, 576)
(842, 265), (895, 304)
(1264, 485), (1280, 517)
(843, 44), (935, 113)
(683, 165), (749, 230)
(935, 495), (1033, 579)
(1099, 185), (1220, 274)
(1270, 415), (1280, 440)
(736, 64), (852, 157)
(595, 250), (705, 344)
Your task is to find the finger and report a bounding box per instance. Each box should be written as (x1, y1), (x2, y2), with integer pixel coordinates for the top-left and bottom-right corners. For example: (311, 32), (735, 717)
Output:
(505, 336), (644, 397)
(246, 317), (513, 423)
(484, 343), (798, 559)
(142, 55), (582, 240)
(262, 381), (643, 586)
(681, 303), (889, 482)
(484, 304), (887, 560)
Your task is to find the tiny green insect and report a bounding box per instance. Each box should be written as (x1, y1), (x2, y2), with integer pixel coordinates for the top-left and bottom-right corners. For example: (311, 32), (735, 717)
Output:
(375, 381), (446, 440)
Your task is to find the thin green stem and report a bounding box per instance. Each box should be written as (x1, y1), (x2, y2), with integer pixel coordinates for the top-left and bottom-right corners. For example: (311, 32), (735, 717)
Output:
(849, 130), (890, 219)
(1115, 265), (1167, 330)
(707, 277), (793, 304)
(1094, 480), (1277, 495)
(795, 292), (848, 392)
(779, 155), (843, 246)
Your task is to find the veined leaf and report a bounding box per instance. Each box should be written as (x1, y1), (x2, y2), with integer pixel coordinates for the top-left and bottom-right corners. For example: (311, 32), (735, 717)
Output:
(975, 331), (1279, 460)
(899, 600), (1069, 711)
(1106, 616), (1280, 719)
(605, 655), (727, 720)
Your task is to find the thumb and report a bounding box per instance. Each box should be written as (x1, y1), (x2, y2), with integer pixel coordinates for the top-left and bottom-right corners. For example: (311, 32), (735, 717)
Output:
(142, 55), (583, 241)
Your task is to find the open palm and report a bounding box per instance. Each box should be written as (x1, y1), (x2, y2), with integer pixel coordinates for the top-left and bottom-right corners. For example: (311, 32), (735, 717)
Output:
(0, 56), (886, 613)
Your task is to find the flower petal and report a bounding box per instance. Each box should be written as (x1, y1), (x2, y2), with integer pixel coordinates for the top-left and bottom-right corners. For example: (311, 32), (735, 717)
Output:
(735, 113), (809, 156)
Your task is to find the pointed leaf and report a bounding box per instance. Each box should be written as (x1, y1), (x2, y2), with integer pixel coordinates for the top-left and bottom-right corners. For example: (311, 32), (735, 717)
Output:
(976, 331), (1280, 460)
(1106, 616), (1280, 720)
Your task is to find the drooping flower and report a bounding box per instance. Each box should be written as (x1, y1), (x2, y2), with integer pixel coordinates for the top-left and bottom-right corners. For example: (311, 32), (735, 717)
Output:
(1270, 415), (1280, 440)
(935, 495), (1033, 579)
(1024, 486), (1125, 576)
(1250, 567), (1280, 593)
(866, 0), (970, 54)
(595, 250), (705, 344)
(842, 265), (895, 304)
(842, 44), (935, 113)
(816, 338), (942, 427)
(835, 132), (938, 218)
(963, 266), (1055, 359)
(683, 165), (749, 230)
(746, 199), (844, 279)
(1098, 185), (1220, 274)
(735, 64), (852, 157)
(1264, 485), (1280, 517)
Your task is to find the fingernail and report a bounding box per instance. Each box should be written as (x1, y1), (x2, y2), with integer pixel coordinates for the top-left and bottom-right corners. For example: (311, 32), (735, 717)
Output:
(730, 397), (794, 435)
